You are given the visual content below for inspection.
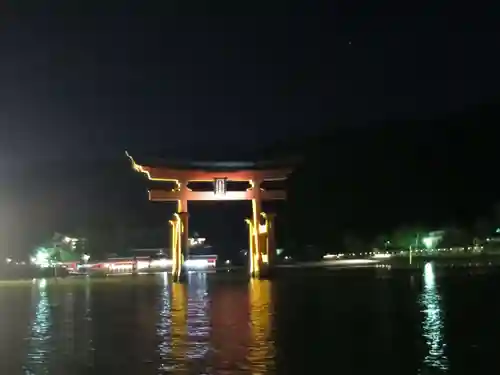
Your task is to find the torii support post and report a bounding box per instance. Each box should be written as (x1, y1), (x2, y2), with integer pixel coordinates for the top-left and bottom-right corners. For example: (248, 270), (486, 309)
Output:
(169, 215), (182, 281)
(177, 209), (189, 282)
(246, 211), (277, 278)
(169, 199), (190, 282)
(252, 180), (264, 277)
(126, 152), (292, 281)
(245, 219), (257, 276)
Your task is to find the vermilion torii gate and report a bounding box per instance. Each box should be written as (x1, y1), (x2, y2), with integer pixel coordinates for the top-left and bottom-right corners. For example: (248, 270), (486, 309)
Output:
(126, 152), (292, 281)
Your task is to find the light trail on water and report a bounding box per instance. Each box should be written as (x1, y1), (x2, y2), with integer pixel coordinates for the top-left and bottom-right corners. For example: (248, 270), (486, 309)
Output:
(420, 262), (449, 371)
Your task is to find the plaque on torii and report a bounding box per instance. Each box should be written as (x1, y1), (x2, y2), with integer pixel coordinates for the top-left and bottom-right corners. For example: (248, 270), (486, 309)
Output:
(126, 152), (292, 281)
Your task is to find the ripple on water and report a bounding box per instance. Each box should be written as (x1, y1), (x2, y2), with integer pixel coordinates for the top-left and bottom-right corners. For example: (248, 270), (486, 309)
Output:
(1, 268), (499, 374)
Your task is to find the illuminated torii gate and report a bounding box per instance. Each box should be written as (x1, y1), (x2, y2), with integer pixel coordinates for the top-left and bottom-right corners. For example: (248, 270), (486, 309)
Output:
(126, 152), (291, 281)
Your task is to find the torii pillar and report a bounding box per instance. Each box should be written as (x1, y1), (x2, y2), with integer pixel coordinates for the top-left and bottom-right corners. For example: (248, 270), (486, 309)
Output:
(249, 201), (278, 278)
(168, 189), (190, 282)
(126, 152), (292, 281)
(177, 199), (189, 281)
(251, 179), (264, 277)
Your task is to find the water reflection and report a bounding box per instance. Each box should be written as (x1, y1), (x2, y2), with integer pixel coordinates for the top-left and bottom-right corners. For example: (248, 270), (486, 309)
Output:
(61, 285), (75, 359)
(156, 274), (275, 374)
(157, 272), (173, 371)
(170, 277), (188, 372)
(186, 272), (210, 362)
(157, 273), (192, 373)
(210, 280), (251, 373)
(3, 268), (497, 374)
(26, 279), (52, 375)
(72, 278), (94, 368)
(420, 262), (448, 371)
(248, 279), (275, 374)
(80, 278), (94, 369)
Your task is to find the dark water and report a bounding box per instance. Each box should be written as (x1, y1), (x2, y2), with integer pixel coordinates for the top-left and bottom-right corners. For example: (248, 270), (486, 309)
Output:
(0, 264), (499, 374)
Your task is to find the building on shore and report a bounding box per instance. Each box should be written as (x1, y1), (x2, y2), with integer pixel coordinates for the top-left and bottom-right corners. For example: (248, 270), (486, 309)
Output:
(86, 234), (218, 274)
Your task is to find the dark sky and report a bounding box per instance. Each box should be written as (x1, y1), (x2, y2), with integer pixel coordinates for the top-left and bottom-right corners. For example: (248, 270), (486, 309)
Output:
(1, 1), (497, 163)
(0, 1), (498, 255)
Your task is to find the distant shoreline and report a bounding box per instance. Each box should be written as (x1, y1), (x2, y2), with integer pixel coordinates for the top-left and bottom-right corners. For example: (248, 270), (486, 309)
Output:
(1, 254), (500, 283)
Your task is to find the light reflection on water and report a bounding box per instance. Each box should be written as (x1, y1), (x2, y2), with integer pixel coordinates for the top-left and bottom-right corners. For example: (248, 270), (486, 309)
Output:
(169, 277), (188, 373)
(82, 278), (94, 368)
(2, 268), (498, 374)
(24, 278), (95, 375)
(154, 274), (275, 374)
(420, 262), (449, 372)
(157, 272), (173, 371)
(248, 279), (275, 374)
(156, 272), (212, 373)
(186, 273), (210, 361)
(210, 279), (250, 373)
(26, 279), (52, 375)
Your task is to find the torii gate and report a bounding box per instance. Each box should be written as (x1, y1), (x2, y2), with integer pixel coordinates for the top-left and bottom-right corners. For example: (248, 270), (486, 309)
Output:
(126, 152), (292, 281)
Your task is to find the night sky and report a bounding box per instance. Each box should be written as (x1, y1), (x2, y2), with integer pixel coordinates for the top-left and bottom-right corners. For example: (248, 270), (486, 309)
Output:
(0, 2), (498, 257)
